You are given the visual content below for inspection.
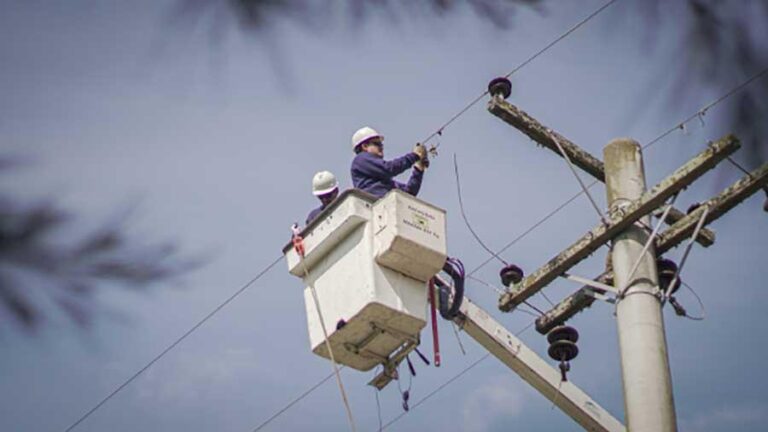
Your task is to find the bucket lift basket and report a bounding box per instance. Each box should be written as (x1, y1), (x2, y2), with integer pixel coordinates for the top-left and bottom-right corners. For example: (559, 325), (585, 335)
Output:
(283, 189), (447, 385)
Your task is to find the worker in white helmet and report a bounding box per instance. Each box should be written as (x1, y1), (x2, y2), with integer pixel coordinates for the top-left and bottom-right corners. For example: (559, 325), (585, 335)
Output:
(306, 170), (340, 225)
(350, 126), (428, 198)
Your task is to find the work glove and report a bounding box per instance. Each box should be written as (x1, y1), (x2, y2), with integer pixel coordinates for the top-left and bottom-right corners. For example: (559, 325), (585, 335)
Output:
(413, 143), (427, 160)
(414, 153), (429, 172)
(413, 143), (429, 171)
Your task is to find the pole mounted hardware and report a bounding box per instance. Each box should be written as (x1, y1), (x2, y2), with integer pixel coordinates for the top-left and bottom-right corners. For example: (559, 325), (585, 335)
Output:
(498, 135), (740, 311)
(536, 160), (768, 334)
(487, 93), (717, 247)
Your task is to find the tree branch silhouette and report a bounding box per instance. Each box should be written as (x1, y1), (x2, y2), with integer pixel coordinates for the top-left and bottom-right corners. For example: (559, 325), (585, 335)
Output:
(0, 162), (197, 330)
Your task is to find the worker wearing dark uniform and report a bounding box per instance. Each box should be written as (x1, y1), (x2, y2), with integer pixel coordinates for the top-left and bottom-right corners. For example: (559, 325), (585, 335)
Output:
(350, 126), (428, 198)
(306, 170), (339, 225)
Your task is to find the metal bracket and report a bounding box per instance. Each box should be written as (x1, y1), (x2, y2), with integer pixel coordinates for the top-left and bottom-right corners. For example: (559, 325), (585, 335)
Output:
(345, 322), (419, 390)
(583, 287), (616, 304)
(537, 160), (768, 334)
(367, 339), (418, 390)
(499, 135), (739, 311)
(563, 273), (618, 294)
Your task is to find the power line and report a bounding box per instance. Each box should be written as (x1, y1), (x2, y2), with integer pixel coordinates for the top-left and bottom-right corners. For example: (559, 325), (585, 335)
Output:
(420, 0), (619, 149)
(643, 67), (768, 151)
(64, 255), (284, 432)
(454, 154), (508, 265)
(252, 370), (339, 432)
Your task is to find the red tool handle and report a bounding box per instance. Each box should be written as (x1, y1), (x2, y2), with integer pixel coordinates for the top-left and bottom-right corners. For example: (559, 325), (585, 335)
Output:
(428, 278), (441, 367)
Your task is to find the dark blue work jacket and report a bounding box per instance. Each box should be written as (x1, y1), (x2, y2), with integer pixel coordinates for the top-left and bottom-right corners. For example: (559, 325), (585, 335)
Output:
(305, 205), (326, 225)
(350, 151), (423, 198)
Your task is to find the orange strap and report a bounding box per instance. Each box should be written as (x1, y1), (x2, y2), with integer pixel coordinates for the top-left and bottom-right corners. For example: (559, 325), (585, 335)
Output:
(292, 234), (305, 258)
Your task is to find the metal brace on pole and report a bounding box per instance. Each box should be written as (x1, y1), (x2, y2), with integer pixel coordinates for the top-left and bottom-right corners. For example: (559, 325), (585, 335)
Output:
(536, 161), (768, 334)
(499, 135), (739, 311)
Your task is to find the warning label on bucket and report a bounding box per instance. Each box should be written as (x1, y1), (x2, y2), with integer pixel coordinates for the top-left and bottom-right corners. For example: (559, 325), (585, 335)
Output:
(403, 205), (441, 240)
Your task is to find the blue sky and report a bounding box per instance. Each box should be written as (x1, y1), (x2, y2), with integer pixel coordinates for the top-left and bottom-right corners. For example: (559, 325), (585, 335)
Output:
(2, 1), (767, 431)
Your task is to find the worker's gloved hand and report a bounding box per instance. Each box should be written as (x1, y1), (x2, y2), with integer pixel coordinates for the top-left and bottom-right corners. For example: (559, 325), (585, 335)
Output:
(413, 143), (427, 160)
(414, 153), (429, 172)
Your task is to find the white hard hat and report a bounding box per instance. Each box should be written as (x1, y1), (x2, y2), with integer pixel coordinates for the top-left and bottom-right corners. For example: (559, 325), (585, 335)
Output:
(351, 126), (383, 152)
(312, 170), (339, 196)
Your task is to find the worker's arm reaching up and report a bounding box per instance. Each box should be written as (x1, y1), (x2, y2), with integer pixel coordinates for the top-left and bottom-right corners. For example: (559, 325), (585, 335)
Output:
(393, 165), (424, 196)
(350, 126), (430, 198)
(352, 151), (419, 181)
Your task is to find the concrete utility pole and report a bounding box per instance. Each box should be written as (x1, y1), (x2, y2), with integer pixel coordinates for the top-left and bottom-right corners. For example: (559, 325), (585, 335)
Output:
(604, 139), (677, 432)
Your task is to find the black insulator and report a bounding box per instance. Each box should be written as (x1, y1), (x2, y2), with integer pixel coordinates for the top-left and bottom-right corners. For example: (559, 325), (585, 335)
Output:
(657, 258), (678, 275)
(336, 319), (347, 330)
(547, 325), (579, 344)
(488, 77), (512, 99)
(687, 202), (702, 214)
(548, 340), (579, 362)
(438, 258), (465, 320)
(657, 258), (681, 294)
(499, 264), (524, 287)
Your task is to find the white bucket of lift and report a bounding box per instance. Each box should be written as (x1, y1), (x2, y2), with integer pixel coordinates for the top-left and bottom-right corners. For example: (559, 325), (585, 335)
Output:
(283, 189), (447, 373)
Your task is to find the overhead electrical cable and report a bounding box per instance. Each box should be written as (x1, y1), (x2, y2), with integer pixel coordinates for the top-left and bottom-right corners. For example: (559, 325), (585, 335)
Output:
(63, 255), (284, 432)
(420, 0), (620, 151)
